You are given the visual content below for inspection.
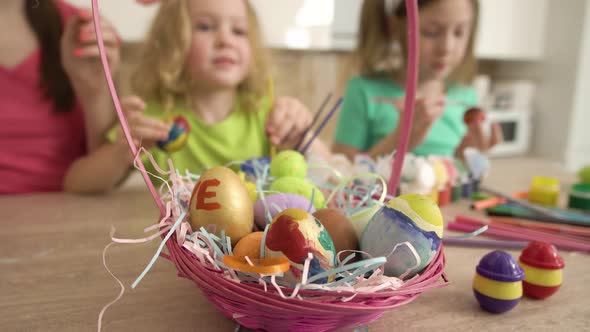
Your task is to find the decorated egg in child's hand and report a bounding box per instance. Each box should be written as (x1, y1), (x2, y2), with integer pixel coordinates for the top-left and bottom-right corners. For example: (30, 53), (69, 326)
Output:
(189, 166), (253, 245)
(463, 107), (486, 125)
(157, 116), (190, 152)
(360, 194), (443, 279)
(265, 208), (336, 285)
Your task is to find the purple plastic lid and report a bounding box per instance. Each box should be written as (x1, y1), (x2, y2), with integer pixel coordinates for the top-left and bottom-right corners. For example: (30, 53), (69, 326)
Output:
(476, 250), (525, 282)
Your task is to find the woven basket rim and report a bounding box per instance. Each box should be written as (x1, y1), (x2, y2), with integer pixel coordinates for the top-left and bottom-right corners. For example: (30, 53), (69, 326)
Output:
(164, 232), (447, 311)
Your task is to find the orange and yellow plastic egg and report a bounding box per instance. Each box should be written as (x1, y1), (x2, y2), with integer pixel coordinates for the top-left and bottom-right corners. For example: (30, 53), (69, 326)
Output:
(264, 208), (336, 284)
(157, 116), (190, 152)
(473, 251), (524, 313)
(519, 241), (565, 299)
(189, 166), (253, 245)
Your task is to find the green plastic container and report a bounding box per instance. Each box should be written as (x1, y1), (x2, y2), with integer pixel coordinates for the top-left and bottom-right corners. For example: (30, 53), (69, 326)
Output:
(568, 183), (590, 212)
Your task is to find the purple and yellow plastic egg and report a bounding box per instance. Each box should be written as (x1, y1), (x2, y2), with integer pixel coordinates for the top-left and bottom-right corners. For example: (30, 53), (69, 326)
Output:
(519, 241), (565, 299)
(360, 194), (443, 279)
(157, 116), (190, 152)
(264, 208), (336, 285)
(473, 250), (525, 313)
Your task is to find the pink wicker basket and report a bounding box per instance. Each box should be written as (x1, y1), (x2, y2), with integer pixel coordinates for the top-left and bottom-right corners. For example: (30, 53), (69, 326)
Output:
(162, 233), (447, 331)
(91, 0), (448, 330)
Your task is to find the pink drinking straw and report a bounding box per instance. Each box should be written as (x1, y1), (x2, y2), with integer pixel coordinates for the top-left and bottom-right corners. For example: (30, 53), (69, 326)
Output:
(387, 0), (420, 197)
(91, 0), (165, 215)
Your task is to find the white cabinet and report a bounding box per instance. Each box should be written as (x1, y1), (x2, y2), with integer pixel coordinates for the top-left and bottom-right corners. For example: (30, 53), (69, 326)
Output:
(475, 0), (548, 60)
(67, 0), (549, 61)
(66, 0), (158, 42)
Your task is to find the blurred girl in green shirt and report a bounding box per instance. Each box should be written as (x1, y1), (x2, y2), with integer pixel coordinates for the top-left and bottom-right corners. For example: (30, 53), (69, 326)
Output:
(333, 0), (502, 160)
(70, 0), (329, 192)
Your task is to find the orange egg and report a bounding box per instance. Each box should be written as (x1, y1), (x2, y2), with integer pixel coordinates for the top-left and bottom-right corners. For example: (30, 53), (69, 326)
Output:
(233, 232), (264, 259)
(313, 208), (359, 255)
(189, 166), (253, 245)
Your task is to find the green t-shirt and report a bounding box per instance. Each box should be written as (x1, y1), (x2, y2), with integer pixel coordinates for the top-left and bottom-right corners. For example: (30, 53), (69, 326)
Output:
(112, 98), (271, 177)
(334, 75), (478, 157)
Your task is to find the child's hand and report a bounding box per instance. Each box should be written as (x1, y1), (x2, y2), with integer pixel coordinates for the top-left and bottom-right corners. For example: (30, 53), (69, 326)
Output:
(408, 96), (446, 147)
(265, 96), (312, 149)
(455, 122), (503, 158)
(377, 95), (445, 149)
(115, 96), (170, 149)
(61, 9), (121, 99)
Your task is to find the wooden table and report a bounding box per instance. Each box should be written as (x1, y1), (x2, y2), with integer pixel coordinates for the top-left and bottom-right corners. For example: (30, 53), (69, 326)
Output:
(1, 157), (588, 331)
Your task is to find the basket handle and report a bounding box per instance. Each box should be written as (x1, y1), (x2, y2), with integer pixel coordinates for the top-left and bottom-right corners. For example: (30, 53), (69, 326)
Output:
(387, 0), (420, 196)
(90, 0), (166, 215)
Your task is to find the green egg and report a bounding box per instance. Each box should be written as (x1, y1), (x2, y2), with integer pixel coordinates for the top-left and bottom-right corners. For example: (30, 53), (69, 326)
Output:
(269, 176), (325, 209)
(270, 150), (307, 178)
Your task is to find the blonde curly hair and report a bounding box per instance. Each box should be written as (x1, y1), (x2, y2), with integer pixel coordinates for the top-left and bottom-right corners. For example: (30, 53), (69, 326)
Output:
(131, 0), (269, 112)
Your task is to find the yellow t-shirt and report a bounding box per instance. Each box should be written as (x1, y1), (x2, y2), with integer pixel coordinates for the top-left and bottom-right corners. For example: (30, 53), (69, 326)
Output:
(112, 97), (271, 178)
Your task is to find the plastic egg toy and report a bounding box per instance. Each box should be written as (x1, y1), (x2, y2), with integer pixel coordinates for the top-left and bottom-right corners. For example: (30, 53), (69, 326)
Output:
(473, 250), (525, 313)
(157, 116), (189, 152)
(253, 193), (315, 229)
(189, 166), (253, 245)
(519, 241), (565, 299)
(233, 232), (264, 259)
(463, 107), (486, 125)
(270, 150), (307, 178)
(360, 194), (443, 279)
(265, 208), (336, 284)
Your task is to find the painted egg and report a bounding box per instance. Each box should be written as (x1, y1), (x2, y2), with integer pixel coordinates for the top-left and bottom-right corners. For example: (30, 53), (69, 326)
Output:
(313, 208), (359, 255)
(349, 204), (381, 240)
(473, 250), (524, 313)
(264, 208), (336, 285)
(269, 176), (326, 210)
(157, 116), (190, 152)
(463, 107), (486, 124)
(360, 194), (443, 278)
(189, 166), (253, 245)
(253, 193), (315, 230)
(270, 150), (307, 178)
(233, 232), (264, 259)
(519, 241), (565, 299)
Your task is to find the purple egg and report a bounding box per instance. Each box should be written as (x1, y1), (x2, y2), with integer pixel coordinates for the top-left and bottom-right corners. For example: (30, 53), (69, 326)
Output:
(253, 193), (316, 229)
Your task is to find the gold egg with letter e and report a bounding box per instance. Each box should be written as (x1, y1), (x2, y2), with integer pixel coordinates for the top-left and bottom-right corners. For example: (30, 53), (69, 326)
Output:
(189, 166), (254, 245)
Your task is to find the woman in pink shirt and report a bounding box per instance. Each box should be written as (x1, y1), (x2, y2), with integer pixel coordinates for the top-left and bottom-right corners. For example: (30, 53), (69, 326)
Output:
(0, 0), (124, 194)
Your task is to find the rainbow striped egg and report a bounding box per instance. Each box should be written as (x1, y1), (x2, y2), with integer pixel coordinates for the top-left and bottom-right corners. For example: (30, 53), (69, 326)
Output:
(473, 250), (524, 313)
(519, 241), (565, 299)
(157, 116), (190, 152)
